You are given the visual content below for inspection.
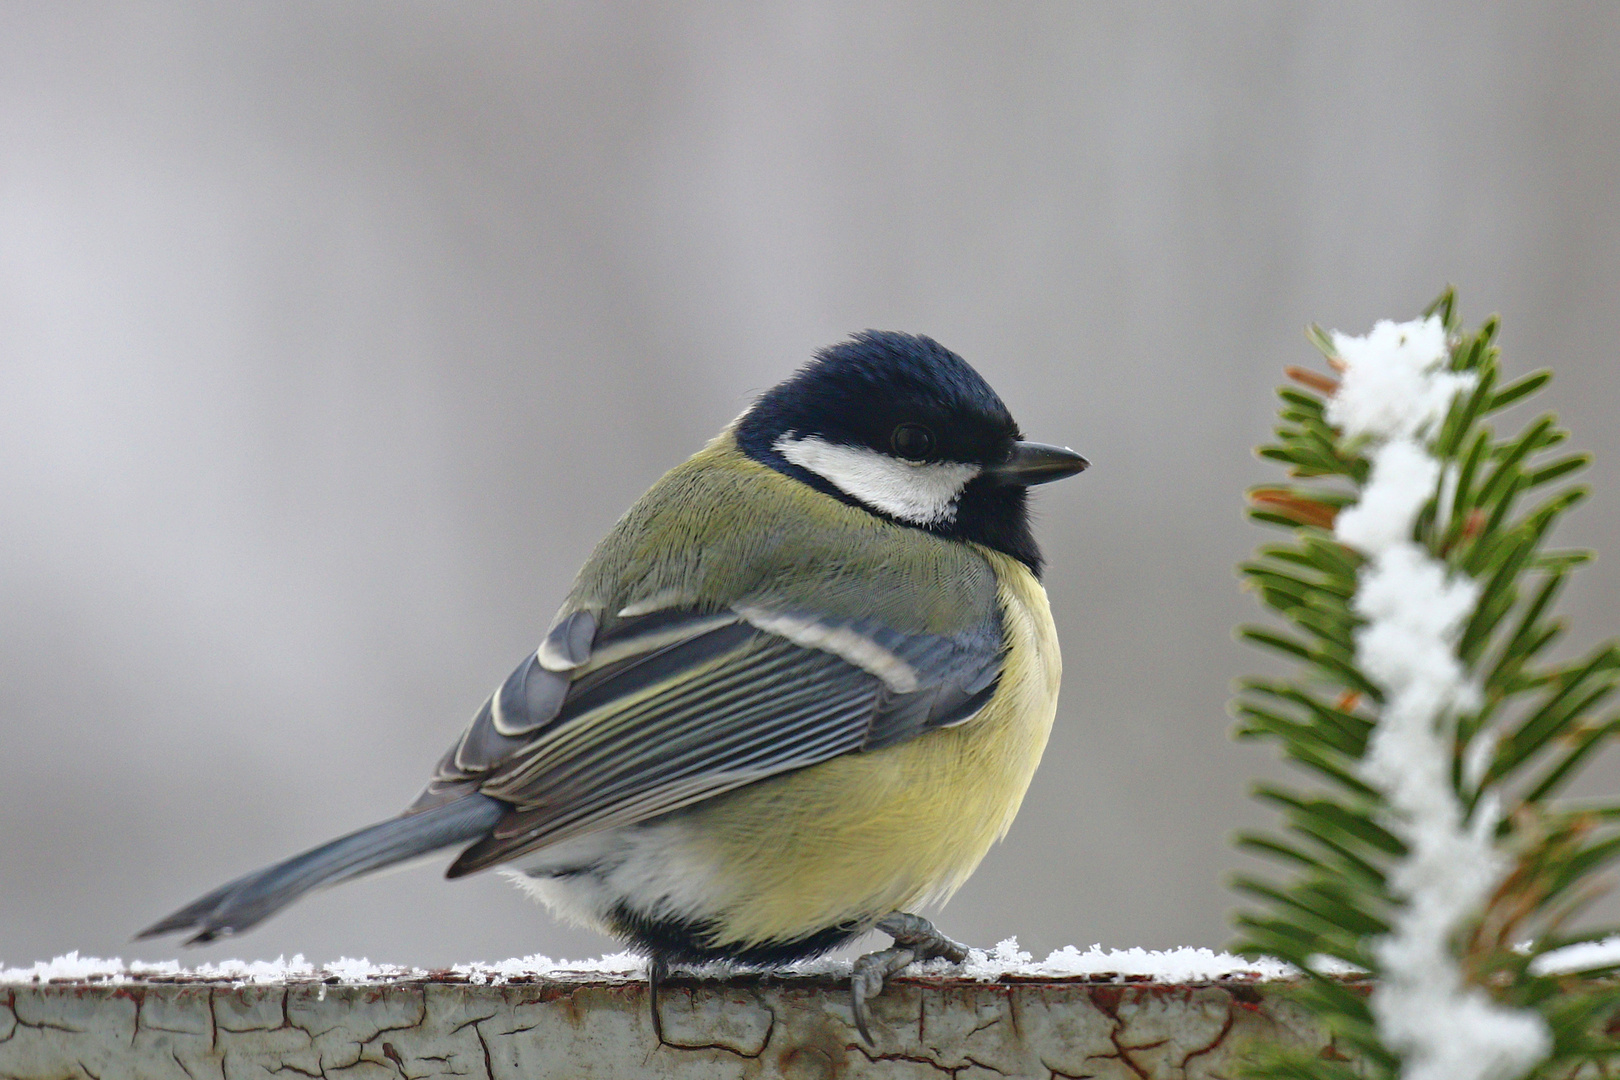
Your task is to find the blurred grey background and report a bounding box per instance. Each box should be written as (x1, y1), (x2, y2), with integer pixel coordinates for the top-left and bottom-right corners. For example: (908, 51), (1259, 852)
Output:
(2, 4), (1618, 970)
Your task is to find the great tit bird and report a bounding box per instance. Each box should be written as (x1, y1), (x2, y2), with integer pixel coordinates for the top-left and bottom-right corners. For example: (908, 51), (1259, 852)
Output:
(140, 331), (1087, 1041)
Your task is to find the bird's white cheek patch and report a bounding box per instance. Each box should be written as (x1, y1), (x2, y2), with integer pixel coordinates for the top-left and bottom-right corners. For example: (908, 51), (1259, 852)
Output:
(773, 434), (978, 525)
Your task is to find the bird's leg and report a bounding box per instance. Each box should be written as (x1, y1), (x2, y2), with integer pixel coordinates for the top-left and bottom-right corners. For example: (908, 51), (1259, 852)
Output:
(849, 913), (969, 1044)
(648, 956), (669, 1044)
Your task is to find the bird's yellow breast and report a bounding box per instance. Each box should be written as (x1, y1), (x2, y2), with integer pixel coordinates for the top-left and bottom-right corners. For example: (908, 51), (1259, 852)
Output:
(680, 549), (1063, 949)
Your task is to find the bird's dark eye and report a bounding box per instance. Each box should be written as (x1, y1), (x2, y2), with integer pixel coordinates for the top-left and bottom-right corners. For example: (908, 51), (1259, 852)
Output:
(890, 423), (935, 461)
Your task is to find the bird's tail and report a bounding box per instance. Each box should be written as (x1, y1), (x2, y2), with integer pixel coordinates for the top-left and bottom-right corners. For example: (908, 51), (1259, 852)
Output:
(137, 794), (505, 944)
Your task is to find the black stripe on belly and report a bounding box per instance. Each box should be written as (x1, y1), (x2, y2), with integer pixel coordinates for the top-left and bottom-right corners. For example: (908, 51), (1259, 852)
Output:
(607, 904), (868, 967)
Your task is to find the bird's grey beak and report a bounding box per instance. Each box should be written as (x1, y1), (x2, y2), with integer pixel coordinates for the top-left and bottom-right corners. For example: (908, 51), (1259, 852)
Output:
(987, 441), (1090, 486)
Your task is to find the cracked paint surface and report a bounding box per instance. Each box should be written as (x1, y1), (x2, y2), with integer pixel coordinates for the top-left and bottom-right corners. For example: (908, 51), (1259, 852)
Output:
(2, 976), (1339, 1079)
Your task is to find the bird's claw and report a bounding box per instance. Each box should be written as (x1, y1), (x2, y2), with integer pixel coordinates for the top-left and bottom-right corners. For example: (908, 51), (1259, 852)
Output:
(648, 957), (669, 1044)
(849, 913), (970, 1044)
(850, 946), (916, 1044)
(875, 912), (969, 963)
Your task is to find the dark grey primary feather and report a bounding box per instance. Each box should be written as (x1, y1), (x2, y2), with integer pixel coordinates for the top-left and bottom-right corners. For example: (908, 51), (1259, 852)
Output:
(137, 795), (503, 944)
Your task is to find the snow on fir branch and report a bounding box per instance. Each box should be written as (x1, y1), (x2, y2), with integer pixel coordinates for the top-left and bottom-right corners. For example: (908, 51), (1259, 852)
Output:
(1326, 316), (1548, 1080)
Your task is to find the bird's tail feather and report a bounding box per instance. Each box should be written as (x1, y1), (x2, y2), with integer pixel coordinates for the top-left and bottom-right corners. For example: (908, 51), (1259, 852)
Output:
(137, 794), (505, 944)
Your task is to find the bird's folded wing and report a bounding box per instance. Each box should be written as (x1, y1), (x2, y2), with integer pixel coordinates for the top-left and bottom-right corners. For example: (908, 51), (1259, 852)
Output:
(422, 603), (1004, 876)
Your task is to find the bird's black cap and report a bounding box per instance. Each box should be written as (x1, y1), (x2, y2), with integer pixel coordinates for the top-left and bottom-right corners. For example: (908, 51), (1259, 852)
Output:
(738, 331), (1083, 575)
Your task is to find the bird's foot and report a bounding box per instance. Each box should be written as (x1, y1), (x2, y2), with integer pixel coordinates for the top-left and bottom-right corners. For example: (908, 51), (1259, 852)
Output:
(849, 913), (969, 1044)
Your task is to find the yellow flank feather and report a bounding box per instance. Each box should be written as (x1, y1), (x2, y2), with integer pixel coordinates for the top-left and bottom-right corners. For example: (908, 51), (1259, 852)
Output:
(680, 548), (1062, 949)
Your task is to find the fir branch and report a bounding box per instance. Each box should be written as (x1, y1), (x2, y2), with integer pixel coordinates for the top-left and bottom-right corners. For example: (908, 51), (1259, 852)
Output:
(1233, 294), (1620, 1080)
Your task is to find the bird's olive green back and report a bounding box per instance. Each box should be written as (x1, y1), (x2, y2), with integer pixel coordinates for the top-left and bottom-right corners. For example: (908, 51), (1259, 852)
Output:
(561, 429), (999, 635)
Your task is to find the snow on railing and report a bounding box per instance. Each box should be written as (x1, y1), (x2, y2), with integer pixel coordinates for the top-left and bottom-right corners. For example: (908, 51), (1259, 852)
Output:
(0, 940), (1299, 986)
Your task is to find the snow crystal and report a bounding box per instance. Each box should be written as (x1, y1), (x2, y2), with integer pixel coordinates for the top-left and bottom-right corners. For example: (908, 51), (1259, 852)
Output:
(449, 951), (645, 984)
(1326, 316), (1470, 441)
(1327, 317), (1549, 1080)
(0, 951), (135, 984)
(191, 955), (317, 984)
(1529, 936), (1620, 976)
(957, 939), (1298, 982)
(1335, 441), (1442, 553)
(0, 951), (653, 986)
(321, 957), (417, 983)
(0, 953), (318, 985)
(1353, 542), (1480, 728)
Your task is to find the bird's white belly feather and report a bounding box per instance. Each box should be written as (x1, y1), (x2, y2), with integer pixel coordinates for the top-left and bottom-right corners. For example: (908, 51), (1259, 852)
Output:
(500, 818), (729, 933)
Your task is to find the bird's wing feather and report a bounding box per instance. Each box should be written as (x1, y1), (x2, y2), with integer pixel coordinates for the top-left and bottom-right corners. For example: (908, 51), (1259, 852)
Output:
(431, 604), (1003, 876)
